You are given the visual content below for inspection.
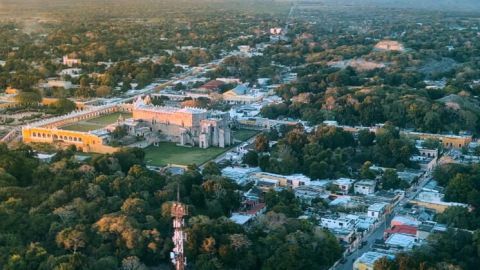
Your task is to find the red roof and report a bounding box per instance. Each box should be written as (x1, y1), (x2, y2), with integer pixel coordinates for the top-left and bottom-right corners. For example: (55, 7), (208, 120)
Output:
(242, 202), (266, 215)
(200, 80), (225, 90)
(384, 225), (417, 237)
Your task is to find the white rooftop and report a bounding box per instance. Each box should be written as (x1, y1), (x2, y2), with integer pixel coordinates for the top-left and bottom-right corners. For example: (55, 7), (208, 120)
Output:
(355, 180), (376, 187)
(329, 196), (352, 206)
(306, 180), (331, 187)
(334, 178), (354, 185)
(230, 213), (252, 225)
(385, 233), (416, 249)
(221, 166), (261, 185)
(391, 216), (420, 227)
(368, 202), (388, 212)
(255, 172), (311, 183)
(355, 252), (391, 266)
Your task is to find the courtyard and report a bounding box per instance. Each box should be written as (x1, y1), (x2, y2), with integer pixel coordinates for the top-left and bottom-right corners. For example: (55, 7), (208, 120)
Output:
(60, 112), (133, 132)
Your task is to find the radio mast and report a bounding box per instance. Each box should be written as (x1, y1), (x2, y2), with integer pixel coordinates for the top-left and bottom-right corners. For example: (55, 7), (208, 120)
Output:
(170, 186), (188, 270)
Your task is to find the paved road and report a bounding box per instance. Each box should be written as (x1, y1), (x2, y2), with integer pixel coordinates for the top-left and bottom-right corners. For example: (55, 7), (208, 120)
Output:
(334, 164), (435, 270)
(199, 133), (258, 169)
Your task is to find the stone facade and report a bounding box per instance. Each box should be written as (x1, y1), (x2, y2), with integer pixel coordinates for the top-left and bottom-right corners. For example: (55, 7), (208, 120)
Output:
(132, 96), (232, 148)
(22, 96), (233, 153)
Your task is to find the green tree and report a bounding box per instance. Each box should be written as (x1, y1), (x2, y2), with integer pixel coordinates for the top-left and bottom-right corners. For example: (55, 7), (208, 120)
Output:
(15, 91), (42, 107)
(243, 151), (258, 167)
(202, 161), (221, 176)
(380, 169), (408, 190)
(55, 227), (87, 254)
(358, 129), (375, 147)
(255, 133), (270, 152)
(50, 98), (76, 115)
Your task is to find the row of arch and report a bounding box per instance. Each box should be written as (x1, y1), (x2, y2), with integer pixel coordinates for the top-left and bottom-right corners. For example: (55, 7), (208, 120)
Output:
(31, 131), (84, 143)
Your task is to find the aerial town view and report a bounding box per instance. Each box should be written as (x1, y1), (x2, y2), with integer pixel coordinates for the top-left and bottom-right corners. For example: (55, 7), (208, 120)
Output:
(1, 0), (480, 269)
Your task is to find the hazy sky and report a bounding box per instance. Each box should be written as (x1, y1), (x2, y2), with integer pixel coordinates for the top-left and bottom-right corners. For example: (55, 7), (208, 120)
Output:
(311, 0), (480, 12)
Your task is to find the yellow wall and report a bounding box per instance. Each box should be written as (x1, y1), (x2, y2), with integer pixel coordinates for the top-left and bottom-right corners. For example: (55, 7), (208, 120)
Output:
(405, 133), (472, 149)
(22, 127), (118, 154)
(5, 87), (19, 95)
(353, 262), (371, 270)
(410, 200), (451, 213)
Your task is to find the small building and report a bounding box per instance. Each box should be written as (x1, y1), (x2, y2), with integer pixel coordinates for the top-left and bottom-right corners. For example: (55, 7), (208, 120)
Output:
(35, 152), (57, 163)
(221, 166), (260, 186)
(255, 178), (279, 192)
(294, 183), (329, 204)
(353, 251), (392, 270)
(374, 40), (405, 52)
(59, 68), (82, 78)
(390, 216), (420, 228)
(230, 213), (253, 226)
(320, 214), (357, 230)
(222, 84), (264, 104)
(383, 225), (417, 240)
(354, 180), (376, 195)
(367, 202), (388, 219)
(41, 80), (74, 89)
(333, 178), (354, 195)
(238, 45), (251, 53)
(417, 147), (439, 159)
(385, 233), (416, 251)
(198, 80), (225, 92)
(253, 172), (311, 188)
(404, 131), (473, 149)
(63, 55), (81, 67)
(328, 196), (354, 208)
(397, 170), (422, 185)
(410, 190), (469, 213)
(331, 228), (357, 244)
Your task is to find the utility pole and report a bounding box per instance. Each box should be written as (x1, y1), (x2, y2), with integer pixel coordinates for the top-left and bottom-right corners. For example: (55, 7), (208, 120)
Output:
(170, 185), (188, 270)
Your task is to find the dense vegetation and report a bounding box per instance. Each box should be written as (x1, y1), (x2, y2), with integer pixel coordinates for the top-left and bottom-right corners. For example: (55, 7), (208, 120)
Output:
(244, 123), (416, 181)
(0, 144), (342, 269)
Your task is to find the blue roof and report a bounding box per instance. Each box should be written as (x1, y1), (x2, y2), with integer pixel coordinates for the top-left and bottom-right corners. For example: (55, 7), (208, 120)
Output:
(232, 84), (249, 95)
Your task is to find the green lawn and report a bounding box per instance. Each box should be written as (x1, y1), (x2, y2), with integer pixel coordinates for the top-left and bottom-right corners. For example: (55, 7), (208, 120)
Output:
(144, 142), (230, 166)
(61, 123), (102, 132)
(233, 129), (259, 141)
(86, 112), (132, 125)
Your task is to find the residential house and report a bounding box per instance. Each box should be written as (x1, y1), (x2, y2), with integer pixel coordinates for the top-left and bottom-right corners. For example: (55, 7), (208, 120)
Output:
(354, 180), (376, 195)
(367, 202), (388, 219)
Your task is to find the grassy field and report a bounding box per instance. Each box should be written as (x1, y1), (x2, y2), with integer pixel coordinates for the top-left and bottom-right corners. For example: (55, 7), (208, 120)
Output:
(233, 129), (259, 141)
(60, 112), (132, 132)
(86, 112), (132, 125)
(61, 123), (102, 132)
(144, 142), (229, 166)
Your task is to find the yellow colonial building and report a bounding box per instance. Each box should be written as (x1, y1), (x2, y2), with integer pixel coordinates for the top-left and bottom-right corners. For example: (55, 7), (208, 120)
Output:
(22, 103), (130, 154)
(22, 95), (233, 153)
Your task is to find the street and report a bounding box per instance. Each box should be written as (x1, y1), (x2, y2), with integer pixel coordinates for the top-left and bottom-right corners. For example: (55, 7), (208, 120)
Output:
(334, 162), (435, 270)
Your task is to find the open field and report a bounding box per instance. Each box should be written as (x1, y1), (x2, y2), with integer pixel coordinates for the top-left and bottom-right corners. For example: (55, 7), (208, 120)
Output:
(86, 112), (132, 125)
(59, 112), (132, 132)
(233, 129), (259, 141)
(144, 142), (230, 166)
